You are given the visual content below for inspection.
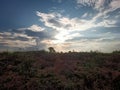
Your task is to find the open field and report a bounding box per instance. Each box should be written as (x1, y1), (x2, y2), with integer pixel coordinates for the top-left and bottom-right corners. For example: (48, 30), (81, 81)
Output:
(0, 51), (120, 90)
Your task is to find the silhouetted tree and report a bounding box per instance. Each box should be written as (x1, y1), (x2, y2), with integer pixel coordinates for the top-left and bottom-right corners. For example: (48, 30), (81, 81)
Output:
(48, 47), (56, 53)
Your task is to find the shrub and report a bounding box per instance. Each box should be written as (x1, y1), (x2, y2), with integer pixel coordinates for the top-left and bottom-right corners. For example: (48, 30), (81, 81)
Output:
(112, 75), (120, 90)
(18, 59), (36, 77)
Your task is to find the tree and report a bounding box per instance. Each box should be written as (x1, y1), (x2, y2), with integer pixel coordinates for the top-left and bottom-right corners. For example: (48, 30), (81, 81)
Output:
(48, 47), (56, 53)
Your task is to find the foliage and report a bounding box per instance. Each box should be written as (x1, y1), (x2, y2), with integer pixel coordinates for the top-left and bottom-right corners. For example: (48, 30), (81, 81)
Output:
(48, 47), (56, 53)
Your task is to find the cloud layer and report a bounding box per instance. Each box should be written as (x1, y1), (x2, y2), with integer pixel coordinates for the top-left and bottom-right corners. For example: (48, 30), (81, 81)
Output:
(0, 0), (120, 52)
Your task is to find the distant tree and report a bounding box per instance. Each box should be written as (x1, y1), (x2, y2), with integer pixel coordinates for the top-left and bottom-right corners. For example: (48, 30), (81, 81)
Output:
(48, 47), (56, 53)
(39, 49), (47, 53)
(112, 50), (120, 54)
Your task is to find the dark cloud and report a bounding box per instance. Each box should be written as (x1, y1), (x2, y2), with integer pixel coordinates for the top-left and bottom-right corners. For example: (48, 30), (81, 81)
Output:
(64, 24), (72, 29)
(11, 36), (30, 41)
(1, 35), (29, 41)
(48, 18), (63, 27)
(0, 26), (59, 51)
(0, 42), (9, 46)
(24, 29), (57, 40)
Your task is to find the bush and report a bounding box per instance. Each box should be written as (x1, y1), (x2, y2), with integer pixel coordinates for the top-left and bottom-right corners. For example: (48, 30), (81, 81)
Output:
(18, 59), (36, 77)
(112, 75), (120, 90)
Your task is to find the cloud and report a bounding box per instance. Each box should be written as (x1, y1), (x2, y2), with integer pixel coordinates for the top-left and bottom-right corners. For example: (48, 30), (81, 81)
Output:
(36, 10), (120, 45)
(9, 25), (58, 50)
(1, 0), (120, 52)
(36, 11), (97, 31)
(18, 23), (57, 47)
(18, 24), (44, 32)
(0, 38), (35, 48)
(76, 0), (96, 7)
(36, 11), (97, 44)
(0, 31), (36, 49)
(81, 13), (88, 18)
(103, 19), (117, 27)
(59, 29), (120, 52)
(94, 0), (105, 10)
(63, 36), (120, 52)
(0, 31), (34, 41)
(36, 11), (63, 30)
(76, 0), (120, 13)
(28, 25), (44, 32)
(0, 23), (57, 51)
(40, 33), (120, 52)
(76, 0), (110, 10)
(0, 32), (12, 35)
(53, 32), (83, 44)
(108, 0), (120, 12)
(36, 10), (119, 33)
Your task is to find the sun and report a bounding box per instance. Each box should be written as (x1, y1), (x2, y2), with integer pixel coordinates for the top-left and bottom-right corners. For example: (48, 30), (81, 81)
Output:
(53, 30), (69, 44)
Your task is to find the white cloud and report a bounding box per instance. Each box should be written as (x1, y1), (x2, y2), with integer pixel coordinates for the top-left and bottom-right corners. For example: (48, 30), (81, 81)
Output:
(103, 20), (117, 27)
(54, 32), (82, 44)
(0, 32), (36, 48)
(36, 11), (97, 31)
(36, 11), (120, 44)
(61, 37), (120, 52)
(13, 33), (33, 39)
(0, 39), (36, 48)
(36, 11), (119, 34)
(36, 11), (98, 43)
(0, 32), (34, 40)
(94, 0), (105, 10)
(28, 25), (44, 32)
(109, 0), (120, 12)
(18, 24), (44, 32)
(0, 32), (12, 36)
(76, 0), (96, 7)
(81, 13), (88, 18)
(77, 0), (120, 14)
(93, 18), (118, 28)
(0, 37), (36, 48)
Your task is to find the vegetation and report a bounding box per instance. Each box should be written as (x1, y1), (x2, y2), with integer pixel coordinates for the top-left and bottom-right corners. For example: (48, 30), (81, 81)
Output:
(0, 50), (120, 90)
(48, 47), (56, 53)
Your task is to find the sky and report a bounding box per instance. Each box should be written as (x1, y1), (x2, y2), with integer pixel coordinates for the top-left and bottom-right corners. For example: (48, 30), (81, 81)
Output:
(0, 0), (120, 52)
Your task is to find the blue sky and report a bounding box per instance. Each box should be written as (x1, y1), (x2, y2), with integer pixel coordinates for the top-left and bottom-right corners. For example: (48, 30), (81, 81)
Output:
(0, 0), (120, 52)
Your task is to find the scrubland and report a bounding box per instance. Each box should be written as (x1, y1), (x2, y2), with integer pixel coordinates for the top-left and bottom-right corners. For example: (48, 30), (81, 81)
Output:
(0, 51), (120, 90)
